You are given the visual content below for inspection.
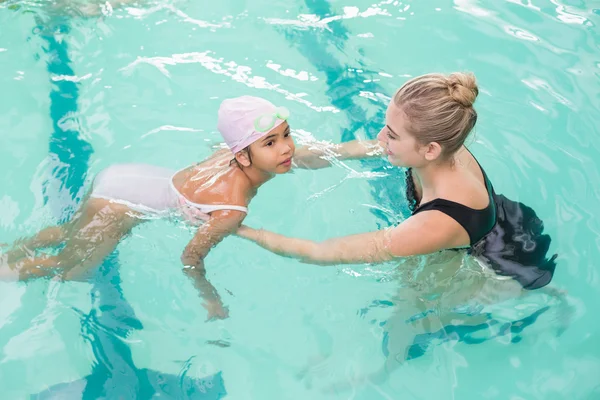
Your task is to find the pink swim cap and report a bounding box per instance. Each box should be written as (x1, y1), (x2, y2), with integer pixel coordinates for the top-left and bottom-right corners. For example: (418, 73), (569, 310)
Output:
(217, 95), (288, 154)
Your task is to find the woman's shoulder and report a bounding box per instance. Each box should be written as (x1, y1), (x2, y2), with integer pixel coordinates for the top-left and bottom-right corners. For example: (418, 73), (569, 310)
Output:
(458, 147), (486, 181)
(441, 148), (491, 209)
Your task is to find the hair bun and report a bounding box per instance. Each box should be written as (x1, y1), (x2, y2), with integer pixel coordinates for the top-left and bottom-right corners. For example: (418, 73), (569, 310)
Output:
(447, 72), (478, 107)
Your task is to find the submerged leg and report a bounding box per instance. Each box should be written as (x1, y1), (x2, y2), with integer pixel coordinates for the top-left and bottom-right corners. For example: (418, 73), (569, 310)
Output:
(1, 190), (96, 263)
(4, 199), (144, 282)
(3, 226), (70, 263)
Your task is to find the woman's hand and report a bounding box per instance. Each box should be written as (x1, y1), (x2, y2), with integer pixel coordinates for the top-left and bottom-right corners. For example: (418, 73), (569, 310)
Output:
(236, 224), (255, 238)
(293, 145), (334, 169)
(293, 139), (384, 170)
(236, 225), (265, 245)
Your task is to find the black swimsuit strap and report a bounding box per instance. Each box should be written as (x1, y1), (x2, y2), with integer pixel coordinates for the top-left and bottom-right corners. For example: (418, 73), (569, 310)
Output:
(405, 153), (497, 245)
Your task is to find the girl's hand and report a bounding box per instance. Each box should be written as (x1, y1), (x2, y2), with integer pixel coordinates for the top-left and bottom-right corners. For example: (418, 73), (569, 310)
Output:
(204, 300), (229, 321)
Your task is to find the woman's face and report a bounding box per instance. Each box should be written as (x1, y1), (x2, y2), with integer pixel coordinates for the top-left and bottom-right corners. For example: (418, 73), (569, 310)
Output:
(377, 102), (427, 168)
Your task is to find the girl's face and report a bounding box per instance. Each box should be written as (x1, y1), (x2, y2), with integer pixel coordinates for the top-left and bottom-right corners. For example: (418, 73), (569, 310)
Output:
(246, 122), (295, 173)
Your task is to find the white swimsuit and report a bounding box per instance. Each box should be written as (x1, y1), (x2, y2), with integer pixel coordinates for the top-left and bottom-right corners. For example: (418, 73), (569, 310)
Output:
(90, 163), (248, 219)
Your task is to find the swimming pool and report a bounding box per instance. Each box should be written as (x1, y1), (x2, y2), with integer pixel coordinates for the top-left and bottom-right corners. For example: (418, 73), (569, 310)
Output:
(0, 0), (599, 398)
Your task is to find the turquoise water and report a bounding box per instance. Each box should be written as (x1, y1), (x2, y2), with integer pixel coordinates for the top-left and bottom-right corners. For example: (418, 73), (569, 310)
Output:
(0, 0), (599, 398)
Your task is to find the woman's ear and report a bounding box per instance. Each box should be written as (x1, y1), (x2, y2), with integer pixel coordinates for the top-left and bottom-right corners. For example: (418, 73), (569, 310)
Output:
(424, 142), (443, 161)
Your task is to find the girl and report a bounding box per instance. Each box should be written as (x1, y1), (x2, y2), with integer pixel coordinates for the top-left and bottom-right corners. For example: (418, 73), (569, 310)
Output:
(1, 95), (295, 320)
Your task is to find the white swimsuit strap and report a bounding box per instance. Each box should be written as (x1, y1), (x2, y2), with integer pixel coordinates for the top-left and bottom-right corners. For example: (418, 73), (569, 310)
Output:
(179, 195), (248, 213)
(196, 203), (249, 213)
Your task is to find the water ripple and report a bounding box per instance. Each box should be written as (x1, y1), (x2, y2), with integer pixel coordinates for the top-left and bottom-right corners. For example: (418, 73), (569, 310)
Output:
(263, 5), (392, 30)
(2, 0), (600, 398)
(120, 51), (339, 113)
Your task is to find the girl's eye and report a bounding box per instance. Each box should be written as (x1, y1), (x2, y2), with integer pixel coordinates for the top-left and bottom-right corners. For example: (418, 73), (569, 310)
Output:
(266, 141), (274, 147)
(387, 132), (395, 140)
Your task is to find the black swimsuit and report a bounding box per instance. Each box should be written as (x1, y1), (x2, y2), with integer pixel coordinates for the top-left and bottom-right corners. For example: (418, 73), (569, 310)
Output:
(405, 155), (557, 290)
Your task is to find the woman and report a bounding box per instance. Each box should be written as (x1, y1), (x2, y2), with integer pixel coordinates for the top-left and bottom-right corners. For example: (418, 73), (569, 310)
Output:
(242, 72), (557, 288)
(238, 72), (562, 383)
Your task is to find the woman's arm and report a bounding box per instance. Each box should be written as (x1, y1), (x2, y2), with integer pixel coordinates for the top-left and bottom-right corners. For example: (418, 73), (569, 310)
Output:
(293, 139), (384, 170)
(236, 212), (465, 265)
(237, 225), (393, 265)
(182, 210), (246, 320)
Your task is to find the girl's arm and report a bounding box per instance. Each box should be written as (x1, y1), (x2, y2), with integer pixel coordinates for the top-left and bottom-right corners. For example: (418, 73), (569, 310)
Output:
(182, 209), (246, 320)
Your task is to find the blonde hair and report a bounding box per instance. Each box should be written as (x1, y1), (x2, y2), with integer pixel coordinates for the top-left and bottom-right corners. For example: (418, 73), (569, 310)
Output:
(393, 72), (479, 159)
